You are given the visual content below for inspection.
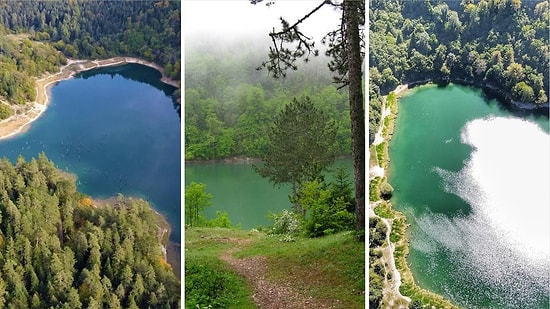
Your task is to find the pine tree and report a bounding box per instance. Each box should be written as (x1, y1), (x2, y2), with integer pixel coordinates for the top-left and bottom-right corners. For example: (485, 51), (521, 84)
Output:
(254, 96), (337, 215)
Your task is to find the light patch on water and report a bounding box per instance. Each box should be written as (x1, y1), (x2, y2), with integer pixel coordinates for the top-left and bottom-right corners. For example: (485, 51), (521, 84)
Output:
(461, 117), (549, 262)
(412, 208), (549, 308)
(420, 116), (550, 308)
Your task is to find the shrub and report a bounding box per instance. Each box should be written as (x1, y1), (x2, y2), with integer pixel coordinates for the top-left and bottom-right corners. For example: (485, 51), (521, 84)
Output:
(268, 209), (301, 236)
(208, 211), (232, 228)
(298, 180), (355, 237)
(369, 217), (387, 248)
(380, 181), (394, 200)
(369, 177), (381, 201)
(185, 263), (246, 309)
(0, 103), (13, 120)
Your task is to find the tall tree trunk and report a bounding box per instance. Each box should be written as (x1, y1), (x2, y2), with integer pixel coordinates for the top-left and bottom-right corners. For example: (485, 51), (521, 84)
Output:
(344, 0), (365, 237)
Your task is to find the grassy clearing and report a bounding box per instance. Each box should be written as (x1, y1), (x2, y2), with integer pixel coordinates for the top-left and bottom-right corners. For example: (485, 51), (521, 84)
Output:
(239, 231), (365, 308)
(185, 228), (258, 309)
(185, 227), (365, 309)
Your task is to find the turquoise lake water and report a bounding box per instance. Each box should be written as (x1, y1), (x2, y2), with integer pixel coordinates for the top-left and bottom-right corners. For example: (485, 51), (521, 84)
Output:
(0, 64), (181, 243)
(388, 83), (549, 308)
(185, 159), (354, 229)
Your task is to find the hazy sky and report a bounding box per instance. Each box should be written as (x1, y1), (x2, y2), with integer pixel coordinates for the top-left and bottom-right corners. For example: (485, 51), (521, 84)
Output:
(183, 0), (342, 48)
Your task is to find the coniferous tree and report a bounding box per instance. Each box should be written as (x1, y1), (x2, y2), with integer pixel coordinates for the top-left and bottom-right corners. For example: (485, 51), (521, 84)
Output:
(253, 0), (366, 235)
(254, 96), (337, 215)
(0, 153), (180, 308)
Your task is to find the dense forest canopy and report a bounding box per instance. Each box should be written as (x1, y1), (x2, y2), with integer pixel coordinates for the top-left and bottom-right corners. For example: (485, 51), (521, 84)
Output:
(0, 0), (180, 80)
(369, 0), (549, 144)
(185, 48), (352, 160)
(0, 153), (180, 308)
(0, 24), (66, 109)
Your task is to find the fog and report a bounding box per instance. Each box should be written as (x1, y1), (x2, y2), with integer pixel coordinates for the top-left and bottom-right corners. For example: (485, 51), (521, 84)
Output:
(183, 0), (342, 50)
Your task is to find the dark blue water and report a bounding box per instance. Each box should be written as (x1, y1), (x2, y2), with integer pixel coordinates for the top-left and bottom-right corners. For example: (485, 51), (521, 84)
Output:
(0, 64), (181, 243)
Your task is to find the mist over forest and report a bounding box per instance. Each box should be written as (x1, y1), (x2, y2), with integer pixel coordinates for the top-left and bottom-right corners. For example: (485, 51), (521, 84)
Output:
(184, 1), (353, 161)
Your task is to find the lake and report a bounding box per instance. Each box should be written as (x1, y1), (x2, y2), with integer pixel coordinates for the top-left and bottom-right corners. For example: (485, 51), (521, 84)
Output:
(0, 63), (182, 243)
(388, 83), (549, 308)
(185, 159), (354, 229)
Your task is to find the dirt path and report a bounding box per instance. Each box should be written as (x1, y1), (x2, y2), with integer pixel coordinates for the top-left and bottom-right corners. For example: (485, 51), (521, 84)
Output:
(220, 242), (335, 309)
(378, 217), (411, 308)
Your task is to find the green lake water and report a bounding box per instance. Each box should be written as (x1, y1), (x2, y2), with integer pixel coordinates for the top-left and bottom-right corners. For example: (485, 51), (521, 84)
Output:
(0, 64), (181, 243)
(388, 83), (549, 308)
(185, 159), (353, 229)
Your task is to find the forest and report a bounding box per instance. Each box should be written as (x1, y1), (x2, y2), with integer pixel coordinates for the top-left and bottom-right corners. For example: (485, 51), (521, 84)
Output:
(0, 0), (180, 116)
(0, 24), (67, 110)
(0, 153), (180, 308)
(369, 0), (549, 144)
(0, 0), (180, 80)
(185, 46), (352, 160)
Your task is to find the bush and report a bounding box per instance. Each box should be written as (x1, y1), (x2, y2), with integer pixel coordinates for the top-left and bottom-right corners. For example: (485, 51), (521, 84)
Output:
(185, 262), (247, 309)
(208, 211), (232, 228)
(0, 103), (13, 120)
(298, 180), (355, 237)
(268, 209), (301, 236)
(369, 217), (387, 248)
(380, 181), (394, 200)
(369, 177), (381, 201)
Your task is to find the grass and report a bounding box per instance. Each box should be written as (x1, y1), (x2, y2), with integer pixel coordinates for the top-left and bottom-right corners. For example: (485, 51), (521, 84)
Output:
(240, 231), (365, 308)
(185, 227), (365, 309)
(185, 228), (258, 309)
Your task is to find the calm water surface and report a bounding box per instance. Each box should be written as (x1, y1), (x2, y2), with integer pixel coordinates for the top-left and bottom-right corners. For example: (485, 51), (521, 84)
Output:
(388, 84), (549, 308)
(0, 64), (181, 242)
(185, 159), (353, 229)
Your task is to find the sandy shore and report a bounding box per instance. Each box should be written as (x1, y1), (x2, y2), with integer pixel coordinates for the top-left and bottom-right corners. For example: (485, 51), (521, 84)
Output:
(0, 57), (180, 141)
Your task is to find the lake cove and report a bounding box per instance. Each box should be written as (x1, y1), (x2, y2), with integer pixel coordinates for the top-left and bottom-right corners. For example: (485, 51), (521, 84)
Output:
(388, 83), (549, 308)
(0, 64), (182, 243)
(185, 159), (354, 229)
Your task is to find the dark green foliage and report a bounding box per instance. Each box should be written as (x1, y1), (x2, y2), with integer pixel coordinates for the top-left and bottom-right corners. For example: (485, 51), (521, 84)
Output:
(330, 165), (356, 213)
(380, 181), (394, 200)
(369, 265), (384, 308)
(255, 97), (338, 214)
(185, 262), (249, 309)
(410, 299), (423, 309)
(369, 216), (387, 248)
(0, 153), (180, 308)
(0, 0), (180, 80)
(369, 0), (550, 145)
(0, 25), (66, 105)
(297, 180), (355, 238)
(184, 49), (352, 161)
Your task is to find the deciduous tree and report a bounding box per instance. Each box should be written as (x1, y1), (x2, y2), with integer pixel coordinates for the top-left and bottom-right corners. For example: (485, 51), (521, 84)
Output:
(184, 182), (213, 227)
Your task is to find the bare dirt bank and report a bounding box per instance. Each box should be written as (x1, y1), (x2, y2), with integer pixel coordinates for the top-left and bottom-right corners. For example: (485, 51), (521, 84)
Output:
(0, 57), (179, 141)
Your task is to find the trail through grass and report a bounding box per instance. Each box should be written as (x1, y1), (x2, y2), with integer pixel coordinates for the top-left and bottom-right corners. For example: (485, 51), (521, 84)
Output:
(185, 227), (365, 309)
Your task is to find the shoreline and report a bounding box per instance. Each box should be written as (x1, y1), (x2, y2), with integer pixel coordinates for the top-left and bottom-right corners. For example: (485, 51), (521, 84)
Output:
(93, 195), (181, 280)
(369, 84), (459, 308)
(0, 56), (180, 141)
(185, 154), (353, 165)
(398, 78), (550, 112)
